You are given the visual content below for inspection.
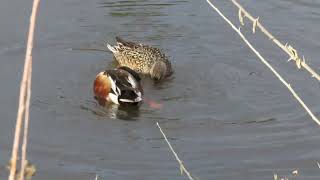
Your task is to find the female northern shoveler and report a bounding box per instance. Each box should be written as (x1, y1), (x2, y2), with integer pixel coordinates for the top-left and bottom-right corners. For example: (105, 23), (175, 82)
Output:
(106, 36), (173, 81)
(93, 66), (143, 106)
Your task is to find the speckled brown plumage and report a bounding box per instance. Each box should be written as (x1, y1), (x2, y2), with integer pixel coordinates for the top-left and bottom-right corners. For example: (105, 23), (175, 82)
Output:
(107, 36), (172, 80)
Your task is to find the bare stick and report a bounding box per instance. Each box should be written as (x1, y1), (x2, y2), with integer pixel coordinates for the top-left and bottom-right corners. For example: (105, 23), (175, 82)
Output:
(232, 0), (320, 81)
(9, 0), (40, 179)
(156, 122), (195, 180)
(19, 65), (32, 180)
(206, 0), (320, 125)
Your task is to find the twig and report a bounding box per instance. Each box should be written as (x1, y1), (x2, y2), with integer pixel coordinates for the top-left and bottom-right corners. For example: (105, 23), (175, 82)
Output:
(156, 122), (195, 180)
(232, 0), (320, 81)
(9, 0), (40, 179)
(206, 0), (320, 125)
(19, 66), (32, 180)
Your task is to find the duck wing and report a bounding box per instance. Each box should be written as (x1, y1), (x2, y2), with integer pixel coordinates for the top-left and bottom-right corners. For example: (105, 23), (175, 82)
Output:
(118, 66), (141, 81)
(116, 36), (139, 48)
(106, 69), (140, 92)
(109, 69), (143, 103)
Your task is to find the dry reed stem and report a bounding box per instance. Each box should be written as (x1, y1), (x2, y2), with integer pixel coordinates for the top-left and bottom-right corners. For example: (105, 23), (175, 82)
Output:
(9, 0), (40, 179)
(19, 66), (32, 180)
(156, 122), (195, 180)
(232, 0), (320, 81)
(206, 0), (320, 125)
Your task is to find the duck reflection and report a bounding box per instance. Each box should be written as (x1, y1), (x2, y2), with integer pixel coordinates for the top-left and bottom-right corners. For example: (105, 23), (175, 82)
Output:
(105, 103), (141, 121)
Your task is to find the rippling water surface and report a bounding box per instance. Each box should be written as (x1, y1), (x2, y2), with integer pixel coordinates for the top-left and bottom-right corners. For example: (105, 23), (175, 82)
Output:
(1, 0), (320, 179)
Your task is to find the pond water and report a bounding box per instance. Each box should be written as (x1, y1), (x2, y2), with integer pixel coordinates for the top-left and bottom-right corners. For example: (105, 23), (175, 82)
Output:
(1, 0), (320, 179)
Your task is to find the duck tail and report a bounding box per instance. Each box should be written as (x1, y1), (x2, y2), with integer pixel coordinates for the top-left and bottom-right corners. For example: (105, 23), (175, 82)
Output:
(106, 43), (118, 53)
(115, 36), (125, 44)
(119, 90), (143, 103)
(115, 36), (136, 48)
(150, 61), (167, 81)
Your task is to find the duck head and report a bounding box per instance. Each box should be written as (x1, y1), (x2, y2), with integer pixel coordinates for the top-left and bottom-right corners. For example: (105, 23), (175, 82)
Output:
(150, 61), (167, 81)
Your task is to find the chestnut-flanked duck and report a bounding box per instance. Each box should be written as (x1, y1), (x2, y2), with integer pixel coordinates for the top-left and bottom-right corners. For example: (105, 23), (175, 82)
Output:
(93, 66), (143, 106)
(107, 36), (173, 80)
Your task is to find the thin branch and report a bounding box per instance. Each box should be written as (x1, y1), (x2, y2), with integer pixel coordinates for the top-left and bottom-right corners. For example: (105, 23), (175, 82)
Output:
(9, 0), (40, 179)
(206, 0), (320, 125)
(232, 0), (320, 81)
(19, 65), (32, 180)
(156, 122), (195, 180)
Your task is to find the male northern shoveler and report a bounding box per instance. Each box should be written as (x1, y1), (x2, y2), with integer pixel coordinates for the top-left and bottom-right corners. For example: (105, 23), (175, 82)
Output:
(93, 66), (143, 106)
(106, 36), (173, 81)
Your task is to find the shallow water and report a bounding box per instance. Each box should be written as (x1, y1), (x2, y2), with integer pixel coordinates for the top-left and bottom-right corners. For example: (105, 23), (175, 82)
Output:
(1, 0), (320, 179)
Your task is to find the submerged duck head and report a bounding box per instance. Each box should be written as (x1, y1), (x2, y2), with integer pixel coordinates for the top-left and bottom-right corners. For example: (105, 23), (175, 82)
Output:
(150, 61), (168, 81)
(93, 66), (143, 106)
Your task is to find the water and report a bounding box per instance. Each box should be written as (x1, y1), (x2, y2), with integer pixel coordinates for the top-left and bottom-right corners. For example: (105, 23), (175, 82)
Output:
(1, 0), (320, 179)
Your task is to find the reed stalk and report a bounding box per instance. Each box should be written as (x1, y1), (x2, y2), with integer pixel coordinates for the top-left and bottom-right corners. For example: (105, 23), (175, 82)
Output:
(19, 66), (32, 180)
(205, 0), (320, 125)
(156, 122), (195, 180)
(232, 0), (320, 81)
(9, 0), (40, 179)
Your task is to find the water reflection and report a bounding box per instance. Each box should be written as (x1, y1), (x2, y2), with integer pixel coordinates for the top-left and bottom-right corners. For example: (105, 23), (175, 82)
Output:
(98, 0), (170, 17)
(98, 0), (188, 16)
(105, 103), (141, 120)
(81, 101), (141, 121)
(97, 0), (188, 41)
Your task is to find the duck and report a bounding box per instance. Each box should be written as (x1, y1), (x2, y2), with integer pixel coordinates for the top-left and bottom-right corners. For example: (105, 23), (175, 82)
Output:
(93, 66), (143, 106)
(106, 36), (173, 81)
